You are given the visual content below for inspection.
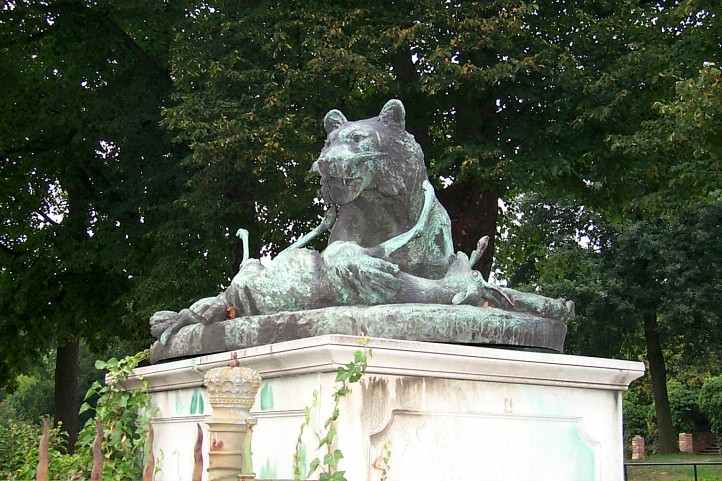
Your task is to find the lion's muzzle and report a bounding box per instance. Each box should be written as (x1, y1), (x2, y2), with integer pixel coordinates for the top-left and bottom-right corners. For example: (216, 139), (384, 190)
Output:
(317, 150), (377, 205)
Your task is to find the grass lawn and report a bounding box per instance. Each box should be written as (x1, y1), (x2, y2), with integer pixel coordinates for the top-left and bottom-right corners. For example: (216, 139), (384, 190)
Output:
(626, 453), (722, 481)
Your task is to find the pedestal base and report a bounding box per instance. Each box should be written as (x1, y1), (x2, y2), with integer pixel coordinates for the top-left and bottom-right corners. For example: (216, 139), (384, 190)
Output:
(131, 335), (644, 481)
(150, 304), (567, 362)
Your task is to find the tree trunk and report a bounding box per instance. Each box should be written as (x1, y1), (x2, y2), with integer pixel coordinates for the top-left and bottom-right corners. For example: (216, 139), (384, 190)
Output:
(54, 337), (80, 452)
(438, 183), (498, 280)
(643, 310), (677, 454)
(390, 46), (431, 151)
(388, 44), (501, 281)
(447, 46), (501, 281)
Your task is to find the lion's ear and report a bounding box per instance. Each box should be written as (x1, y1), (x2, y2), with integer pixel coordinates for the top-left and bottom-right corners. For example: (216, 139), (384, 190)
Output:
(324, 109), (347, 134)
(379, 99), (406, 130)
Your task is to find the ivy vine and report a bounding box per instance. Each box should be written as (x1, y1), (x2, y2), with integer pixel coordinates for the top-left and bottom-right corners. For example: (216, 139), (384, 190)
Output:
(299, 349), (370, 481)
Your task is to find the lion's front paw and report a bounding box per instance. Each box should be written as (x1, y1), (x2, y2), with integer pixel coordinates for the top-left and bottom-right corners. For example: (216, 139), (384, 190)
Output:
(323, 241), (401, 304)
(158, 308), (201, 345)
(150, 310), (179, 339)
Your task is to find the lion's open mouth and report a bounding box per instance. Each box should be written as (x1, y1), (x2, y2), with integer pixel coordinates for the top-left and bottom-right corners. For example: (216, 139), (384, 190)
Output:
(329, 175), (361, 186)
(322, 175), (365, 204)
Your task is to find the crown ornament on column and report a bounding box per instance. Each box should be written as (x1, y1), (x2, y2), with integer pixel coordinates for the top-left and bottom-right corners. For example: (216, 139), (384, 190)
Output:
(203, 352), (261, 411)
(203, 352), (262, 481)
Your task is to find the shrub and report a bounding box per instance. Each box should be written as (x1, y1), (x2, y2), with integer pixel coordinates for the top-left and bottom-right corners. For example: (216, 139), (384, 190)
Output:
(76, 349), (153, 480)
(0, 416), (82, 481)
(4, 373), (55, 423)
(699, 376), (722, 440)
(623, 387), (653, 444)
(668, 380), (705, 434)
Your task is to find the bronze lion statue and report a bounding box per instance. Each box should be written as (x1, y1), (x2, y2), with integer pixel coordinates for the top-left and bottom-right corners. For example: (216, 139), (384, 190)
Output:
(151, 100), (573, 344)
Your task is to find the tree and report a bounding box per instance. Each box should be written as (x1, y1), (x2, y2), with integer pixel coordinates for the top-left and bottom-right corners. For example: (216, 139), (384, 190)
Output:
(496, 0), (722, 452)
(494, 194), (640, 359)
(498, 196), (722, 452)
(610, 205), (722, 451)
(0, 0), (185, 449)
(590, 4), (721, 452)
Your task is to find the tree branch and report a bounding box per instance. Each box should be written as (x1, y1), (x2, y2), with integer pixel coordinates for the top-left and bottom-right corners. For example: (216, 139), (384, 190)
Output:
(95, 13), (171, 85)
(1, 128), (78, 159)
(36, 209), (60, 226)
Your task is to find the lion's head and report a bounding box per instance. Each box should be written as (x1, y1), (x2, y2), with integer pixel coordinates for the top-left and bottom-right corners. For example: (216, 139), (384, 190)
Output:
(313, 99), (426, 213)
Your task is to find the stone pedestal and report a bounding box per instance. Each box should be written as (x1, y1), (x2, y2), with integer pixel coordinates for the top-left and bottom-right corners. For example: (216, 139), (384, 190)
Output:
(679, 432), (694, 453)
(631, 435), (646, 460)
(130, 335), (644, 481)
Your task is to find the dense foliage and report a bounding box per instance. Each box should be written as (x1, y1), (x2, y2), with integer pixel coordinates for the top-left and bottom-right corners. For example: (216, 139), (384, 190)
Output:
(699, 376), (722, 441)
(0, 350), (152, 481)
(623, 386), (654, 444)
(0, 0), (187, 447)
(668, 380), (707, 436)
(0, 417), (82, 481)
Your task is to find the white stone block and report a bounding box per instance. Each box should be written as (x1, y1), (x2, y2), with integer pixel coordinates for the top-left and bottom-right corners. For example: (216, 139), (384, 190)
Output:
(130, 335), (644, 481)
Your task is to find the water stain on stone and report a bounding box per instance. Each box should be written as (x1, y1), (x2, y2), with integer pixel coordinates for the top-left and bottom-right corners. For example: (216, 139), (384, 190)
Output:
(260, 383), (274, 410)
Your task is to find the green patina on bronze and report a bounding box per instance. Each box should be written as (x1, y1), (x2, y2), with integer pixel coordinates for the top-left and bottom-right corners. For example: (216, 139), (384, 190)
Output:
(149, 100), (574, 361)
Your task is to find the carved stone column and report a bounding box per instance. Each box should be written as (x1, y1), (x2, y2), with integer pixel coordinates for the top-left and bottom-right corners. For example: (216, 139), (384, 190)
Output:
(204, 362), (262, 481)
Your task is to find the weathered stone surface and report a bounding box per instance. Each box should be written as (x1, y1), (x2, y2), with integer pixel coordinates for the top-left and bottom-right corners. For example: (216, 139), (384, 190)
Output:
(150, 304), (566, 363)
(134, 335), (645, 481)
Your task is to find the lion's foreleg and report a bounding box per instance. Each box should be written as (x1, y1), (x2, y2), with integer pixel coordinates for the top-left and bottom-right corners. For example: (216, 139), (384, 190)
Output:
(378, 180), (435, 257)
(278, 206), (337, 256)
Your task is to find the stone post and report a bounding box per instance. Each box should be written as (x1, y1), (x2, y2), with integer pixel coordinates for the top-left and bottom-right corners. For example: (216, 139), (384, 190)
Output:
(679, 433), (694, 453)
(204, 360), (262, 481)
(631, 435), (645, 460)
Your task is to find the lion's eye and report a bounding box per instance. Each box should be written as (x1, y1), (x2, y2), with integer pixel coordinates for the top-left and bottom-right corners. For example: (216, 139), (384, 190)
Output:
(351, 133), (365, 143)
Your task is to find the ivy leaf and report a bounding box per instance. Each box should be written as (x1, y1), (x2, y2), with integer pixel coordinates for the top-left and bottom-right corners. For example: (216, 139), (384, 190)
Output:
(308, 458), (320, 476)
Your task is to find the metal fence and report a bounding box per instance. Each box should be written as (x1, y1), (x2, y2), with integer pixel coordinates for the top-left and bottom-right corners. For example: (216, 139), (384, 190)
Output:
(624, 461), (722, 481)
